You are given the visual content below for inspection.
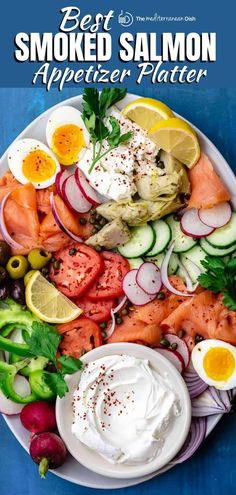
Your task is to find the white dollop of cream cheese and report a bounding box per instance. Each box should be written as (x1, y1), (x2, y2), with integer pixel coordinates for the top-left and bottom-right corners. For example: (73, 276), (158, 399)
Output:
(77, 108), (158, 202)
(71, 354), (181, 465)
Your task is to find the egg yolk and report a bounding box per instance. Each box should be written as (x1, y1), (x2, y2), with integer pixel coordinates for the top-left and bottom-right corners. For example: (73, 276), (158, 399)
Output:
(22, 150), (56, 183)
(203, 347), (235, 381)
(51, 124), (85, 165)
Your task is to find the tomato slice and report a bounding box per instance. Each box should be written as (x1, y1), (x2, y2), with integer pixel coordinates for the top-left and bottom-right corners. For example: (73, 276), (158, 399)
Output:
(75, 297), (116, 323)
(49, 243), (104, 298)
(58, 317), (102, 359)
(87, 251), (130, 301)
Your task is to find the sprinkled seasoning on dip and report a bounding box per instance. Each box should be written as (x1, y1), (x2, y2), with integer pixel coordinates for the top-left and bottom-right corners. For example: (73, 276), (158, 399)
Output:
(72, 354), (181, 465)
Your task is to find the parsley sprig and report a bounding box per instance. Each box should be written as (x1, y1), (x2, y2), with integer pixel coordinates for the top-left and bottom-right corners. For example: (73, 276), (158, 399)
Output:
(82, 88), (132, 173)
(198, 255), (236, 310)
(25, 322), (83, 398)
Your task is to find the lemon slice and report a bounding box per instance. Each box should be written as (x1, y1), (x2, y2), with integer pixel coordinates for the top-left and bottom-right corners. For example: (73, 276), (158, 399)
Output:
(148, 117), (200, 168)
(122, 98), (174, 131)
(25, 271), (82, 323)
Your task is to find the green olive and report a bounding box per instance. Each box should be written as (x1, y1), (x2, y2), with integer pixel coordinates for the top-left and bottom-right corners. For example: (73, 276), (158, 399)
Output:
(28, 248), (52, 270)
(6, 255), (29, 280)
(24, 269), (37, 286)
(0, 241), (11, 265)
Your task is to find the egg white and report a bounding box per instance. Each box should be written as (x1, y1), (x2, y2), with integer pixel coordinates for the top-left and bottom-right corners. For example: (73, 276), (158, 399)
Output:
(192, 339), (236, 390)
(46, 106), (90, 164)
(7, 138), (60, 189)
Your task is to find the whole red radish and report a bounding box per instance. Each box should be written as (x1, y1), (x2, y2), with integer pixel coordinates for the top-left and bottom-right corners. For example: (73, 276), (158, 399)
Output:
(20, 401), (56, 434)
(30, 432), (67, 478)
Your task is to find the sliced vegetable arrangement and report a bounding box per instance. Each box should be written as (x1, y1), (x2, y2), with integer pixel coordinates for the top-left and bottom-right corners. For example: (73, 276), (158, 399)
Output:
(0, 88), (236, 478)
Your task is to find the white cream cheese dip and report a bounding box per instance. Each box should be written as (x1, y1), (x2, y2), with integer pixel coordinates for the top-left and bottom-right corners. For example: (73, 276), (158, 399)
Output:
(72, 354), (181, 465)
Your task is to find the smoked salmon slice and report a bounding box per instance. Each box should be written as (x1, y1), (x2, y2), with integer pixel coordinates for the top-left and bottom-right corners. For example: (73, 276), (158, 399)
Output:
(161, 291), (236, 349)
(108, 276), (186, 346)
(188, 153), (230, 209)
(4, 183), (40, 255)
(0, 171), (20, 201)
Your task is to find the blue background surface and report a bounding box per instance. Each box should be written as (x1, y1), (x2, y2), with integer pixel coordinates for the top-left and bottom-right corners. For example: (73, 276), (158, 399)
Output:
(0, 87), (236, 495)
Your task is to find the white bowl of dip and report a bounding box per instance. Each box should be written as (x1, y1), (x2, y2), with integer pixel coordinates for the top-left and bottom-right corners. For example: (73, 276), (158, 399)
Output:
(56, 343), (191, 479)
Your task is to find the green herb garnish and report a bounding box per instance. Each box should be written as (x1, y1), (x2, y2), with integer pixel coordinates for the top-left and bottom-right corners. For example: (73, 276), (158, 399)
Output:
(198, 255), (236, 310)
(25, 321), (83, 398)
(82, 88), (132, 173)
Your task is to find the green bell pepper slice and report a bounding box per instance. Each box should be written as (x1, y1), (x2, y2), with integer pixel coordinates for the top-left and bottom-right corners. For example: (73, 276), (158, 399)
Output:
(29, 370), (55, 400)
(0, 360), (37, 404)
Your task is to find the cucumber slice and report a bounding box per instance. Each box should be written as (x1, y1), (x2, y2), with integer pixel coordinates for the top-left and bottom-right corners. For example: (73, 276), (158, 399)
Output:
(147, 252), (179, 275)
(200, 238), (236, 256)
(146, 220), (171, 257)
(206, 212), (236, 248)
(128, 258), (143, 269)
(118, 224), (155, 258)
(180, 246), (206, 284)
(166, 215), (197, 253)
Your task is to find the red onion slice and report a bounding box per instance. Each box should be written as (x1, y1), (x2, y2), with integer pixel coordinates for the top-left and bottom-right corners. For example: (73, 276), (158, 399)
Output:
(192, 387), (232, 417)
(0, 193), (24, 250)
(50, 193), (83, 243)
(55, 169), (73, 198)
(103, 296), (127, 340)
(164, 333), (190, 368)
(122, 269), (156, 306)
(198, 202), (232, 228)
(183, 363), (208, 399)
(136, 262), (162, 295)
(154, 347), (184, 374)
(181, 208), (215, 238)
(178, 259), (199, 293)
(170, 417), (207, 464)
(161, 243), (192, 297)
(62, 175), (92, 213)
(75, 168), (100, 206)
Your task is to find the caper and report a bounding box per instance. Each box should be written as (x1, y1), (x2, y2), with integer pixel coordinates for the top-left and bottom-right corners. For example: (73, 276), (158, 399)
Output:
(178, 329), (186, 338)
(116, 317), (123, 325)
(90, 209), (96, 216)
(79, 217), (87, 225)
(94, 246), (102, 252)
(99, 218), (107, 227)
(6, 255), (29, 280)
(95, 214), (102, 221)
(0, 241), (11, 266)
(89, 217), (96, 224)
(121, 308), (128, 316)
(94, 224), (101, 230)
(69, 248), (77, 256)
(195, 334), (204, 344)
(53, 260), (61, 270)
(28, 248), (52, 270)
(41, 267), (49, 275)
(157, 291), (166, 300)
(91, 228), (98, 235)
(99, 322), (107, 329)
(160, 338), (170, 347)
(171, 343), (178, 351)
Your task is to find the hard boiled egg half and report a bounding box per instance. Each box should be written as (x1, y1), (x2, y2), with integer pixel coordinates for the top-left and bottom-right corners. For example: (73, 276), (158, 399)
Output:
(46, 106), (90, 166)
(8, 139), (60, 189)
(192, 339), (236, 390)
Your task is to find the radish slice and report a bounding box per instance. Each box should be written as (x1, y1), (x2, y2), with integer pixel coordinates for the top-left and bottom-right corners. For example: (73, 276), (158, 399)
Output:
(0, 194), (24, 250)
(161, 243), (192, 297)
(75, 169), (100, 206)
(0, 375), (31, 415)
(62, 175), (92, 213)
(198, 202), (232, 228)
(136, 262), (162, 295)
(50, 193), (83, 243)
(163, 333), (190, 368)
(122, 269), (156, 306)
(55, 169), (73, 198)
(154, 347), (184, 374)
(181, 208), (214, 238)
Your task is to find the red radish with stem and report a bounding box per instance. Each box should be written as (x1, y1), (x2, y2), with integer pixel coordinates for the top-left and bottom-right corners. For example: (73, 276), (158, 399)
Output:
(20, 401), (56, 433)
(29, 432), (67, 478)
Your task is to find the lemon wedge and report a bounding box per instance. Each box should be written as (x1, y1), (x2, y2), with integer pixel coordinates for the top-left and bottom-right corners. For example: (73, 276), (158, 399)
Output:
(122, 97), (174, 131)
(25, 271), (82, 323)
(148, 117), (200, 168)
